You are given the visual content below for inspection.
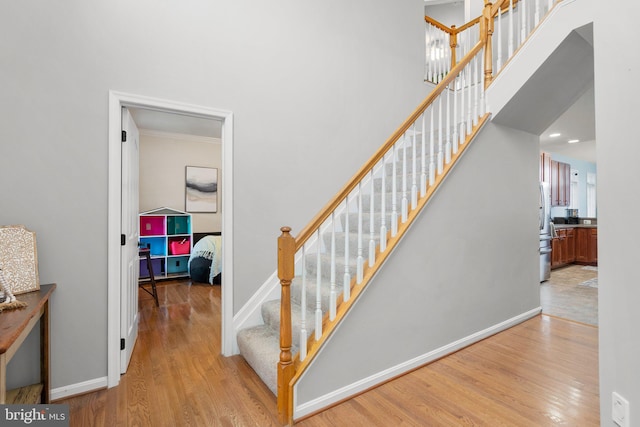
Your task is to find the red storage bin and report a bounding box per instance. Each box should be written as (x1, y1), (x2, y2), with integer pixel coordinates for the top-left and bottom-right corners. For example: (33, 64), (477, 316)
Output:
(169, 238), (190, 255)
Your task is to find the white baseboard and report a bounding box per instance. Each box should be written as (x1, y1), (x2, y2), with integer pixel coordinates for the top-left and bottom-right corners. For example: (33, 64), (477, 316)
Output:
(293, 307), (541, 420)
(51, 376), (108, 401)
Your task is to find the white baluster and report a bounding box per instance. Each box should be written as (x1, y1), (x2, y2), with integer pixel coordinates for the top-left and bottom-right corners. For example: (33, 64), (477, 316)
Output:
(401, 135), (408, 223)
(391, 145), (399, 237)
(356, 183), (364, 283)
(329, 212), (337, 320)
(548, 0), (553, 12)
(520, 0), (526, 46)
(437, 97), (444, 176)
(420, 113), (428, 197)
(535, 0), (540, 26)
(508, 0), (514, 58)
(473, 55), (479, 126)
(445, 86), (452, 165)
(480, 54), (486, 117)
(460, 68), (466, 144)
(379, 157), (387, 253)
(300, 245), (307, 361)
(452, 78), (459, 155)
(368, 170), (375, 267)
(427, 25), (433, 82)
(429, 108), (436, 186)
(315, 230), (322, 340)
(466, 63), (472, 135)
(411, 125), (418, 210)
(497, 8), (503, 72)
(343, 196), (351, 302)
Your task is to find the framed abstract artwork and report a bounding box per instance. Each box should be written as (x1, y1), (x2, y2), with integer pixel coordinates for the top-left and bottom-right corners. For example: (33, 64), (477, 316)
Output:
(185, 166), (218, 213)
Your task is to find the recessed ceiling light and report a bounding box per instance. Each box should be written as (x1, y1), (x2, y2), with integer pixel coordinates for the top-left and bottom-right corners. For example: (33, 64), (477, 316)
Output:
(549, 133), (561, 138)
(568, 139), (579, 144)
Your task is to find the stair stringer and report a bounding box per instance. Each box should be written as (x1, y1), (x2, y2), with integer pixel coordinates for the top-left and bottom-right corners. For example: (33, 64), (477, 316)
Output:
(292, 120), (543, 420)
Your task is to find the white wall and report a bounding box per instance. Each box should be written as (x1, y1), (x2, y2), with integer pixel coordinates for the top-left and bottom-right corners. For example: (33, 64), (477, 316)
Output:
(296, 121), (540, 412)
(425, 2), (465, 27)
(139, 131), (221, 233)
(0, 0), (429, 393)
(594, 1), (640, 425)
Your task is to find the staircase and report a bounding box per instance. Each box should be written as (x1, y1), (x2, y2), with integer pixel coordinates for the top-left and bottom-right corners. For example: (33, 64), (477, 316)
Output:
(235, 0), (571, 423)
(237, 141), (432, 394)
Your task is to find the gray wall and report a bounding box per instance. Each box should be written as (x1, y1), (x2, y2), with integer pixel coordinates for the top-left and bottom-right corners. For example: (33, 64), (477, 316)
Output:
(594, 2), (640, 425)
(297, 122), (540, 403)
(0, 1), (429, 391)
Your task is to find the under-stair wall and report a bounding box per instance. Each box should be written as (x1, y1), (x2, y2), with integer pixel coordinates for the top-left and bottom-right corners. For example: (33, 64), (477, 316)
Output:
(294, 121), (541, 418)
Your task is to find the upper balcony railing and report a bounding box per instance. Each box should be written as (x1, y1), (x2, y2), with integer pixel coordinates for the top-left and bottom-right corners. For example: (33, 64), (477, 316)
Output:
(425, 0), (558, 87)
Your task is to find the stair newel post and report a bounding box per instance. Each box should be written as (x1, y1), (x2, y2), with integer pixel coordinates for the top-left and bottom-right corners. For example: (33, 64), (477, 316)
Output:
(277, 226), (295, 425)
(450, 25), (457, 69)
(483, 0), (494, 90)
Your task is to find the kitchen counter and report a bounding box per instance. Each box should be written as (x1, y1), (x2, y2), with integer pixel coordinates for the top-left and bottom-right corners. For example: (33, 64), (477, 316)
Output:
(553, 224), (597, 229)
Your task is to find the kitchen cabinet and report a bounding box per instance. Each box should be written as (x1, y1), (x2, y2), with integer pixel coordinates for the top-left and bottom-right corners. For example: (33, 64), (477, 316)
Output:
(554, 227), (597, 268)
(551, 229), (566, 269)
(565, 228), (575, 263)
(549, 160), (571, 207)
(540, 152), (552, 183)
(588, 228), (598, 264)
(575, 227), (598, 265)
(575, 228), (589, 263)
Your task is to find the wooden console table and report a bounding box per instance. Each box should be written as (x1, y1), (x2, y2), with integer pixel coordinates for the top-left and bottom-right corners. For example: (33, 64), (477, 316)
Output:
(0, 283), (55, 404)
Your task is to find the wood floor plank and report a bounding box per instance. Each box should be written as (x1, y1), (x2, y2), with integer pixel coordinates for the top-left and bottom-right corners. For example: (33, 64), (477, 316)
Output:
(57, 281), (599, 426)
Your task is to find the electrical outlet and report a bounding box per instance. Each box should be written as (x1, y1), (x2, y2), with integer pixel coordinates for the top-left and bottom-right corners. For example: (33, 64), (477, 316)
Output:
(613, 392), (630, 427)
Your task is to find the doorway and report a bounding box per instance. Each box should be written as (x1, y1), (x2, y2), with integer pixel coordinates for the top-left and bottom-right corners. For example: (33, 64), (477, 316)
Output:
(107, 91), (234, 388)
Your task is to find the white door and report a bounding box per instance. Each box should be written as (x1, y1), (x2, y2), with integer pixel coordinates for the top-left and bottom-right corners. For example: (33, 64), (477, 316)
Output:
(120, 107), (140, 373)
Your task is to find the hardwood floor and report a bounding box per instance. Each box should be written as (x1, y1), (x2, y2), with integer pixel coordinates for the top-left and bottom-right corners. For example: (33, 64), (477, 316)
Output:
(57, 280), (599, 426)
(540, 264), (598, 325)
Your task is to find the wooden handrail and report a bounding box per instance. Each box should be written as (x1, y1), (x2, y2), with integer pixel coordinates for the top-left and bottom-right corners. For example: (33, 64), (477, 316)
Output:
(424, 15), (454, 34)
(278, 1), (562, 422)
(293, 40), (485, 252)
(278, 41), (485, 425)
(491, 0), (520, 17)
(286, 113), (491, 425)
(454, 16), (481, 34)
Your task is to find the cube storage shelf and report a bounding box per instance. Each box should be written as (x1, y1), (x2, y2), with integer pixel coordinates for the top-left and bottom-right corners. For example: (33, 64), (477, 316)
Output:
(139, 207), (193, 280)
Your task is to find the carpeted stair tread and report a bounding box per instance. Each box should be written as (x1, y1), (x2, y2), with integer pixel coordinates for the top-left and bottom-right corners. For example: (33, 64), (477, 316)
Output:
(236, 325), (281, 395)
(262, 299), (318, 348)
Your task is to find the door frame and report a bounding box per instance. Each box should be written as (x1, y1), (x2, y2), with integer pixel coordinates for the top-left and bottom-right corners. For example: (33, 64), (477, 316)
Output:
(107, 91), (234, 387)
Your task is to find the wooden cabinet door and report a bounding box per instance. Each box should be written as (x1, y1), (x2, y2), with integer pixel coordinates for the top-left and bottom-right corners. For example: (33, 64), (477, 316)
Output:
(589, 228), (598, 264)
(550, 160), (560, 206)
(551, 237), (561, 268)
(540, 152), (552, 183)
(566, 228), (575, 263)
(575, 228), (589, 263)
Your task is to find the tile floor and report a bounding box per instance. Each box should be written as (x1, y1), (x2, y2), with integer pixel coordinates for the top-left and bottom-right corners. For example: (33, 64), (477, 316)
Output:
(540, 264), (598, 326)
